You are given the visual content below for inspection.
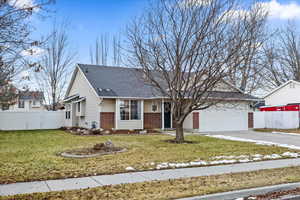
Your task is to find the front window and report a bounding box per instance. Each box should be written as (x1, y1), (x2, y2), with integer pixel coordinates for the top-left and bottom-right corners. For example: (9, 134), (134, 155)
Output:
(18, 100), (24, 108)
(65, 111), (71, 119)
(120, 100), (141, 120)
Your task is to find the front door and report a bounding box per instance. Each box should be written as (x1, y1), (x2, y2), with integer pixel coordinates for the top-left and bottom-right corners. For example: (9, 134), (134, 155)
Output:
(164, 102), (171, 129)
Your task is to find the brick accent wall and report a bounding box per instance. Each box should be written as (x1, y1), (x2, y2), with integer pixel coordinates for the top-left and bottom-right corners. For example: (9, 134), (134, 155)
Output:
(100, 112), (115, 129)
(248, 112), (254, 128)
(144, 113), (161, 129)
(193, 112), (199, 129)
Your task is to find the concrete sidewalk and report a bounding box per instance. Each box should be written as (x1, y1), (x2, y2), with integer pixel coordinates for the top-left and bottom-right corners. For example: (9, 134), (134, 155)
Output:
(2, 158), (300, 196)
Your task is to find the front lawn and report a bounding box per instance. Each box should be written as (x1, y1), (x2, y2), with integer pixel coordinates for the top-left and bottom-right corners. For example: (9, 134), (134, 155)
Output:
(255, 128), (300, 134)
(0, 130), (295, 184)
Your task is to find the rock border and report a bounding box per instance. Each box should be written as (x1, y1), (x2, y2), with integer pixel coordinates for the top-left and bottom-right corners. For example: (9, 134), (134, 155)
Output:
(60, 148), (127, 158)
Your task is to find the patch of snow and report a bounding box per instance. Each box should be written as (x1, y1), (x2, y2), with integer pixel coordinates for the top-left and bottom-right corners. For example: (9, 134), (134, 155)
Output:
(252, 154), (263, 158)
(153, 151), (299, 170)
(209, 159), (237, 165)
(282, 152), (299, 158)
(125, 166), (135, 171)
(239, 159), (251, 163)
(236, 155), (249, 159)
(190, 161), (208, 166)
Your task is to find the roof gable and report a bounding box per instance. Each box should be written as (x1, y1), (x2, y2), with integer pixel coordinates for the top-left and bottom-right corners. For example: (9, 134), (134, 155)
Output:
(264, 80), (300, 99)
(65, 65), (99, 98)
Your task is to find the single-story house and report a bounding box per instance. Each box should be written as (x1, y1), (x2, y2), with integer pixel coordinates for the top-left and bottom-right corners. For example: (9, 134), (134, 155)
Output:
(64, 64), (258, 131)
(264, 80), (300, 106)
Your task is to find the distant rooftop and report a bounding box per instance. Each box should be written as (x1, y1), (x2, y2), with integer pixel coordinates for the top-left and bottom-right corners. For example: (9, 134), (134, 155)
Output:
(19, 91), (44, 100)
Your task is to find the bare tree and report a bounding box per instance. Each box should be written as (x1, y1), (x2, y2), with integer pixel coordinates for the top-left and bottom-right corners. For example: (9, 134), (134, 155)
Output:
(226, 13), (268, 94)
(35, 23), (75, 111)
(127, 0), (267, 142)
(0, 0), (52, 104)
(90, 33), (123, 66)
(113, 34), (122, 66)
(90, 34), (109, 65)
(262, 22), (300, 90)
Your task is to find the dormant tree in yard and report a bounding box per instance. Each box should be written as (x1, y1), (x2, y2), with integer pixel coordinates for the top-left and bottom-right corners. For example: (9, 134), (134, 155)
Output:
(90, 34), (122, 66)
(262, 23), (300, 90)
(36, 23), (75, 111)
(127, 0), (267, 142)
(226, 10), (267, 94)
(90, 34), (109, 65)
(0, 0), (52, 105)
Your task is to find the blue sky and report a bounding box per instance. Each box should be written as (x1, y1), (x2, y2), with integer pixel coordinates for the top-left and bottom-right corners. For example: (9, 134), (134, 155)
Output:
(28, 0), (300, 64)
(32, 0), (148, 64)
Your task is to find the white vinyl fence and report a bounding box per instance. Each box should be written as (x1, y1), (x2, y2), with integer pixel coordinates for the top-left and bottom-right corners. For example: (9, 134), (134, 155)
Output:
(254, 111), (300, 129)
(0, 111), (65, 130)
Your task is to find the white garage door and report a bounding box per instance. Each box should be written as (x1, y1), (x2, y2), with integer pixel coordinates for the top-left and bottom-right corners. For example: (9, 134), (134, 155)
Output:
(198, 111), (249, 132)
(183, 111), (250, 132)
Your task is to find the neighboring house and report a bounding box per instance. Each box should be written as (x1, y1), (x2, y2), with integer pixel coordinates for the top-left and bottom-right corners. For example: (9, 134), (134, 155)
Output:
(0, 91), (44, 111)
(264, 80), (300, 106)
(64, 64), (258, 131)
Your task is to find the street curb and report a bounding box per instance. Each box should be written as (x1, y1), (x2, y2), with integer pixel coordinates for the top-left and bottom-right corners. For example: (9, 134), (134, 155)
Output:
(178, 182), (300, 200)
(272, 131), (300, 137)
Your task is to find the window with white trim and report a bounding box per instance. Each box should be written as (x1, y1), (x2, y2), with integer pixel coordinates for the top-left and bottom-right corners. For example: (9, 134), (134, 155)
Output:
(65, 111), (71, 119)
(120, 100), (141, 120)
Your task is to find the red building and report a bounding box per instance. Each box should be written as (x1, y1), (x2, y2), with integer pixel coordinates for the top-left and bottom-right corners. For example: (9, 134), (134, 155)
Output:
(260, 104), (300, 111)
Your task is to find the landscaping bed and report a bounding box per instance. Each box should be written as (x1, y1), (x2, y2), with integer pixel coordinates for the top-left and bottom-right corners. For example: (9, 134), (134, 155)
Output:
(61, 127), (160, 136)
(61, 141), (126, 158)
(0, 130), (298, 184)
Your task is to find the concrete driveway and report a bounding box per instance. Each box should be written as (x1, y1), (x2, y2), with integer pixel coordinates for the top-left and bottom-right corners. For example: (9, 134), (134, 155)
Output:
(203, 130), (300, 147)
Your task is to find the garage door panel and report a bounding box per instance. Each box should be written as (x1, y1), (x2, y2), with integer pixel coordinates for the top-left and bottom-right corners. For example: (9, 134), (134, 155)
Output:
(199, 111), (248, 132)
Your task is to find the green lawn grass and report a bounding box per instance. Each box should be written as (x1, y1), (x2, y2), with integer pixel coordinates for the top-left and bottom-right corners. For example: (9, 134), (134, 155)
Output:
(0, 130), (294, 184)
(3, 166), (300, 200)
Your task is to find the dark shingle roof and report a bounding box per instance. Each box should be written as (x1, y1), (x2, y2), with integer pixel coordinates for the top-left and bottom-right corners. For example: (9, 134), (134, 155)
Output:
(77, 64), (258, 101)
(78, 64), (161, 98)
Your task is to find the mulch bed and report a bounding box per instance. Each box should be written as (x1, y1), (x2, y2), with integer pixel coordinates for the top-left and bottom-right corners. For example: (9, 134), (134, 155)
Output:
(64, 146), (124, 155)
(60, 127), (161, 136)
(61, 141), (127, 158)
(164, 139), (199, 144)
(245, 187), (300, 200)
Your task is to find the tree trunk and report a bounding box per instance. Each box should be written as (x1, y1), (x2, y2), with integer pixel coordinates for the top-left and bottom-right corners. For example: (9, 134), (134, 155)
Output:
(52, 92), (56, 111)
(175, 122), (184, 143)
